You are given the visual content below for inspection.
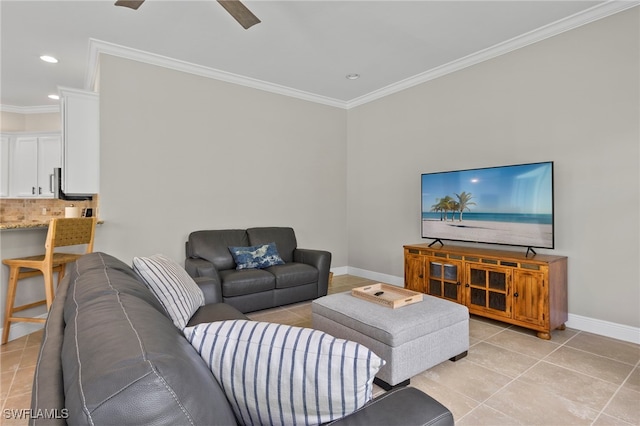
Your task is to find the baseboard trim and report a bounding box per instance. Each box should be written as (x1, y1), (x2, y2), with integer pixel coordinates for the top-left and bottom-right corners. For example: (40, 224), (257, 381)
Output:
(346, 267), (404, 287)
(330, 266), (349, 276)
(1, 314), (47, 343)
(343, 267), (640, 345)
(566, 314), (640, 345)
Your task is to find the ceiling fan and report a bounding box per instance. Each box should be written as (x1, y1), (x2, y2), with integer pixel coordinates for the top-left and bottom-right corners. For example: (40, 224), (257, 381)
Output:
(114, 0), (261, 30)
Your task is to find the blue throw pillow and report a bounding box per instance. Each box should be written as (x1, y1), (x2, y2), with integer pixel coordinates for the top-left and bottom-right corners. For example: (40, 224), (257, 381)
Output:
(229, 242), (285, 270)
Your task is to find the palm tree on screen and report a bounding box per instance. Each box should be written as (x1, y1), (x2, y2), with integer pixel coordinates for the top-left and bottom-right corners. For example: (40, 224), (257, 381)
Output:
(440, 196), (455, 221)
(431, 196), (453, 221)
(455, 192), (476, 221)
(430, 200), (445, 221)
(450, 201), (460, 221)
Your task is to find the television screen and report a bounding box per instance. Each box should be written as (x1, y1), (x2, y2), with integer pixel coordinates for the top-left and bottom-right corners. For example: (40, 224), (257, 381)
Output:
(421, 162), (554, 249)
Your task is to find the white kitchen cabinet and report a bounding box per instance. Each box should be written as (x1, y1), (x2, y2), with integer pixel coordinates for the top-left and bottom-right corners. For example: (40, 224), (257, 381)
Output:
(0, 136), (9, 197)
(9, 134), (61, 198)
(11, 137), (38, 197)
(59, 87), (99, 194)
(37, 136), (62, 197)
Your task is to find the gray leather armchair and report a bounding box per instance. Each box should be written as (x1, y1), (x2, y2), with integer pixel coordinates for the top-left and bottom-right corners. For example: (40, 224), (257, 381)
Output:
(185, 227), (332, 313)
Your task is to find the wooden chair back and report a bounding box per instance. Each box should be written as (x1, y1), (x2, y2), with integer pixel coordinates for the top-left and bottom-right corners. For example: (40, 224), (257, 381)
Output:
(46, 217), (97, 254)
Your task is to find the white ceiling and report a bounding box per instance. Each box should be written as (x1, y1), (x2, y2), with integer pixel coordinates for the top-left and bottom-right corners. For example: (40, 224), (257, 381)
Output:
(1, 0), (633, 111)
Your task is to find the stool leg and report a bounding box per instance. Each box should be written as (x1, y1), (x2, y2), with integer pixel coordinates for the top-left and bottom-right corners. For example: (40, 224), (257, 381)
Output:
(43, 268), (55, 310)
(2, 266), (20, 344)
(58, 264), (66, 283)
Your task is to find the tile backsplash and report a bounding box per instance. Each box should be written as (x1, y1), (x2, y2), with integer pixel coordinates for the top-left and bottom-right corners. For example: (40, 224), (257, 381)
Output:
(0, 197), (99, 224)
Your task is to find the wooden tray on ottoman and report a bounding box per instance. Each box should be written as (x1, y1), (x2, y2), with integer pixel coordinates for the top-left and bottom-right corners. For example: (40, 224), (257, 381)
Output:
(351, 283), (423, 309)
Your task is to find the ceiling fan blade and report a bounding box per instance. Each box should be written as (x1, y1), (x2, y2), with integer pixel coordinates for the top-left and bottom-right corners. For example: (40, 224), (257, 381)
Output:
(114, 0), (145, 10)
(217, 0), (261, 29)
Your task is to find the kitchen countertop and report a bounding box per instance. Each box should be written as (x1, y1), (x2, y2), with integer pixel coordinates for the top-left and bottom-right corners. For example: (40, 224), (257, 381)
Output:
(0, 220), (103, 230)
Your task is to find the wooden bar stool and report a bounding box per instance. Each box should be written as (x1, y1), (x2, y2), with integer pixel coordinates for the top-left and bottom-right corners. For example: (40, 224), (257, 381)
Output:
(2, 217), (97, 344)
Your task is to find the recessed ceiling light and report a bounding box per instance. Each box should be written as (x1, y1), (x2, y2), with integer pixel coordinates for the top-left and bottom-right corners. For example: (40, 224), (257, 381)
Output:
(48, 94), (60, 100)
(40, 55), (58, 63)
(346, 73), (360, 80)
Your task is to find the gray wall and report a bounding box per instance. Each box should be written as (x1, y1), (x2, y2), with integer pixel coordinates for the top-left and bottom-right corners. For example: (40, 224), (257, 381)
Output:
(346, 9), (639, 328)
(97, 56), (348, 266)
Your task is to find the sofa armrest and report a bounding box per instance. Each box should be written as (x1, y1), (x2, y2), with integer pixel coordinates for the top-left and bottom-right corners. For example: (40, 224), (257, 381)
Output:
(186, 257), (223, 304)
(328, 387), (453, 426)
(194, 277), (223, 305)
(293, 248), (332, 297)
(185, 257), (219, 279)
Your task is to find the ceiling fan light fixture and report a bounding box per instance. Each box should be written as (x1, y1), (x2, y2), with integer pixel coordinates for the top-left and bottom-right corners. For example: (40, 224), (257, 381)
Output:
(40, 55), (58, 63)
(346, 74), (360, 80)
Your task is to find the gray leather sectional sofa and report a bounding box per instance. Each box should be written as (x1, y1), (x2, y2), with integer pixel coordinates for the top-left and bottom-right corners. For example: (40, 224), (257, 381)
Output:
(30, 252), (454, 425)
(185, 227), (332, 313)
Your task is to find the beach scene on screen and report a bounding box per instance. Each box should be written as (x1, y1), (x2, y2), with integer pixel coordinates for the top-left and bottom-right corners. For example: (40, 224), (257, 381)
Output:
(421, 163), (553, 248)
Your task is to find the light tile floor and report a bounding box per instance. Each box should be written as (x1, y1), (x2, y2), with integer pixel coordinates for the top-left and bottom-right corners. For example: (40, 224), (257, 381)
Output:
(1, 275), (639, 425)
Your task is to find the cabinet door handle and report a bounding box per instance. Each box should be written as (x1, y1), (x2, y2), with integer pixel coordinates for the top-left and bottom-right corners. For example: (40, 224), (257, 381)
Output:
(32, 186), (36, 195)
(49, 174), (54, 193)
(514, 292), (519, 297)
(38, 187), (42, 195)
(457, 281), (461, 286)
(465, 283), (470, 288)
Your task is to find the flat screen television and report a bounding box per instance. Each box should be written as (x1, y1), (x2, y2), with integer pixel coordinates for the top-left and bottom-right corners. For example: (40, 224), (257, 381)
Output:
(421, 161), (554, 250)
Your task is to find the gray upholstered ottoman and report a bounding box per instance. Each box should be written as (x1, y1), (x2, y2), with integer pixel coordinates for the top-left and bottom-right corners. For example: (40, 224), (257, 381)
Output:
(312, 290), (469, 390)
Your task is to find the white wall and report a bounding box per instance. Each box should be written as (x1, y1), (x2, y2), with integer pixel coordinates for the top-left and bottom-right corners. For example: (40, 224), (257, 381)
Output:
(346, 9), (639, 328)
(97, 56), (348, 267)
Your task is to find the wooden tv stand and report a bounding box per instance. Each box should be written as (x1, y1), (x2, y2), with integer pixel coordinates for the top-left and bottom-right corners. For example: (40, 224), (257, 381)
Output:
(404, 244), (568, 340)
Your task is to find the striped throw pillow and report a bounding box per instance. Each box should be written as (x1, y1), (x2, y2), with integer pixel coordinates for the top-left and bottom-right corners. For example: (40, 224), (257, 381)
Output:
(184, 320), (384, 426)
(133, 254), (205, 329)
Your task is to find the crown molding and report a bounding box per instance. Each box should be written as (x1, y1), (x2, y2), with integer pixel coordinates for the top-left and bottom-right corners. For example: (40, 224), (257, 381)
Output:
(346, 1), (639, 108)
(84, 1), (640, 111)
(58, 86), (99, 99)
(0, 104), (59, 114)
(86, 39), (348, 109)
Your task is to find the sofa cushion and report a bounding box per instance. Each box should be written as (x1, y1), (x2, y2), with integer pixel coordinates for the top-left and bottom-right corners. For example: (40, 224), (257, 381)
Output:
(220, 268), (275, 297)
(268, 262), (319, 289)
(189, 229), (249, 270)
(61, 252), (237, 426)
(133, 254), (205, 329)
(229, 242), (285, 270)
(247, 227), (297, 263)
(184, 320), (384, 426)
(187, 302), (249, 326)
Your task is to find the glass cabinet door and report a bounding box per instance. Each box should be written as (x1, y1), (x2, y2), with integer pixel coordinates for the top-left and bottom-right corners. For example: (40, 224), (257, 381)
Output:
(427, 259), (463, 303)
(466, 264), (511, 318)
